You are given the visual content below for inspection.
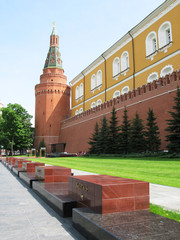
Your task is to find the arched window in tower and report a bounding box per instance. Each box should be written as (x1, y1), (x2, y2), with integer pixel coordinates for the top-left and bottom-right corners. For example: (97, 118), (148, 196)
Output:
(113, 57), (120, 77)
(91, 102), (96, 109)
(121, 86), (129, 95)
(147, 72), (158, 83)
(91, 74), (96, 90)
(97, 99), (102, 106)
(146, 31), (157, 56)
(121, 51), (129, 72)
(158, 21), (172, 49)
(97, 70), (102, 87)
(113, 90), (120, 99)
(75, 86), (79, 100)
(160, 65), (173, 77)
(80, 83), (83, 97)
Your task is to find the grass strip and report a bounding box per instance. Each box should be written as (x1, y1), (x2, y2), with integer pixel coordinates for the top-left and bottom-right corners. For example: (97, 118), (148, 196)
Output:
(27, 156), (180, 188)
(150, 204), (180, 222)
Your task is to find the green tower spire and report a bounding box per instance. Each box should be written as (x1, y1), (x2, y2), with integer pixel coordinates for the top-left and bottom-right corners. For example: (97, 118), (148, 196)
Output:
(44, 23), (63, 70)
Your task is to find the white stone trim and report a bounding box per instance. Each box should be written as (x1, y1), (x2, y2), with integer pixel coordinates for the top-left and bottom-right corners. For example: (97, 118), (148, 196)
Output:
(160, 65), (173, 77)
(135, 49), (179, 77)
(113, 57), (120, 77)
(147, 72), (159, 83)
(158, 21), (172, 49)
(96, 99), (102, 106)
(91, 102), (96, 108)
(113, 90), (120, 99)
(70, 0), (179, 86)
(132, 0), (178, 38)
(121, 51), (129, 73)
(71, 50), (180, 110)
(146, 31), (158, 57)
(121, 86), (129, 95)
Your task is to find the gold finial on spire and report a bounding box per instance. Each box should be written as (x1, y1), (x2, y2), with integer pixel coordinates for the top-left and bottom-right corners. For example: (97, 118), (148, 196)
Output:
(51, 22), (57, 35)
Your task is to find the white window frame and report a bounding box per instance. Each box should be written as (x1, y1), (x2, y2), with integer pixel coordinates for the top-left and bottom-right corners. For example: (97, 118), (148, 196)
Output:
(113, 57), (120, 78)
(160, 65), (173, 77)
(146, 31), (158, 59)
(113, 90), (120, 99)
(75, 86), (79, 100)
(158, 21), (172, 52)
(147, 72), (158, 83)
(91, 74), (96, 91)
(97, 99), (102, 106)
(121, 86), (129, 95)
(80, 83), (83, 97)
(121, 51), (129, 74)
(97, 70), (102, 87)
(91, 102), (96, 109)
(75, 110), (79, 115)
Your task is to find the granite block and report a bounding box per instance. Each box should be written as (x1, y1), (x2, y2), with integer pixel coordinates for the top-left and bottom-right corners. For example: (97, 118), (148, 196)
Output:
(69, 175), (149, 214)
(35, 166), (72, 183)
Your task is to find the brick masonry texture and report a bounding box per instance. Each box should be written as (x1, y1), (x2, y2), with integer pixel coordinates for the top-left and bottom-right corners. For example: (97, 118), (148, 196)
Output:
(60, 71), (180, 153)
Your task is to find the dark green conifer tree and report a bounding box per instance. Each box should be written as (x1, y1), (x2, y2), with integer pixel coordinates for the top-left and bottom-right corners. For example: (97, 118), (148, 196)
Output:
(166, 86), (180, 153)
(97, 117), (109, 154)
(130, 112), (146, 153)
(118, 107), (131, 154)
(108, 106), (119, 154)
(146, 108), (161, 152)
(88, 122), (99, 154)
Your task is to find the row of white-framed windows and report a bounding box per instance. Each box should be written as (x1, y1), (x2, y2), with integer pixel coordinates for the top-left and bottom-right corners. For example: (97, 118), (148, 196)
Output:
(147, 65), (173, 83)
(113, 86), (129, 98)
(91, 70), (102, 90)
(91, 99), (102, 109)
(146, 21), (172, 57)
(75, 83), (83, 100)
(75, 107), (83, 116)
(113, 51), (129, 77)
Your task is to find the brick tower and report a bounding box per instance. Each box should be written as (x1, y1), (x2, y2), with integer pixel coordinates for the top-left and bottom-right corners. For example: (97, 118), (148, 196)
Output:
(34, 23), (70, 152)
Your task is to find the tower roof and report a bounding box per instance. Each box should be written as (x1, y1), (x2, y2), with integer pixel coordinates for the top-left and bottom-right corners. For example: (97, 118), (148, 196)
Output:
(44, 23), (63, 70)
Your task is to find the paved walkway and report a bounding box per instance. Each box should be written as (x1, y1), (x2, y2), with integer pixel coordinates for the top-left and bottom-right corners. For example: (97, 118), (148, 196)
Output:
(0, 162), (180, 240)
(0, 162), (85, 240)
(150, 183), (180, 212)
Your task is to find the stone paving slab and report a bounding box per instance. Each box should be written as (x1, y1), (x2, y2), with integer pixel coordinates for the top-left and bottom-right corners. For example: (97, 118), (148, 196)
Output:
(150, 183), (180, 212)
(0, 162), (85, 240)
(72, 208), (180, 240)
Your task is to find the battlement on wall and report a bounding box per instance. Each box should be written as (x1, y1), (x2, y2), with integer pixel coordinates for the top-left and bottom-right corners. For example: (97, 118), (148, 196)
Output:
(62, 70), (180, 125)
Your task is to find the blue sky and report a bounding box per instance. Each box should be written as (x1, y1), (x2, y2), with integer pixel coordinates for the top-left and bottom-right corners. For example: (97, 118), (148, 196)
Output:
(0, 0), (165, 125)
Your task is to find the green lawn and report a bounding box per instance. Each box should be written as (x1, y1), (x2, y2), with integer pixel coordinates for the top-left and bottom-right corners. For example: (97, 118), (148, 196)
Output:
(150, 204), (180, 222)
(29, 156), (180, 188)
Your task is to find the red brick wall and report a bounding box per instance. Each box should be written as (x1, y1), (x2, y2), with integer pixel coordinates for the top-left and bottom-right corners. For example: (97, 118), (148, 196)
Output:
(34, 70), (70, 152)
(60, 71), (180, 153)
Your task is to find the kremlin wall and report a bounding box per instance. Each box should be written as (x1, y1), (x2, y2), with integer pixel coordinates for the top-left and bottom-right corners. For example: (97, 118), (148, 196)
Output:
(34, 0), (180, 153)
(60, 71), (180, 153)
